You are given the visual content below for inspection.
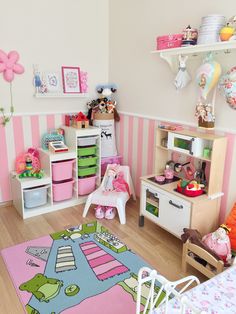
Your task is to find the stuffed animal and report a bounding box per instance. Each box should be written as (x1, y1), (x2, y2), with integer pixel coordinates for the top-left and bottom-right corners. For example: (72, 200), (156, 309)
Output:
(86, 84), (120, 122)
(112, 171), (130, 195)
(202, 224), (232, 264)
(181, 228), (221, 261)
(97, 84), (120, 121)
(15, 148), (44, 179)
(103, 168), (117, 192)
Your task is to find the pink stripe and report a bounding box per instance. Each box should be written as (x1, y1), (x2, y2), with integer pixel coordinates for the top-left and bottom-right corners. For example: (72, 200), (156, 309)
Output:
(30, 116), (40, 148)
(80, 243), (97, 251)
(220, 133), (235, 223)
(89, 254), (114, 268)
(135, 118), (144, 195)
(97, 265), (129, 281)
(83, 247), (101, 255)
(86, 250), (107, 261)
(93, 260), (122, 275)
(61, 114), (66, 126)
(127, 116), (134, 168)
(0, 122), (11, 201)
(12, 116), (25, 157)
(118, 114), (125, 157)
(80, 241), (94, 247)
(46, 114), (55, 131)
(147, 120), (155, 174)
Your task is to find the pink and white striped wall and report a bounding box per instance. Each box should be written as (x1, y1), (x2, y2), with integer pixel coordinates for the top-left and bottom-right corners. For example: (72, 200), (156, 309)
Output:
(0, 113), (65, 203)
(0, 112), (235, 222)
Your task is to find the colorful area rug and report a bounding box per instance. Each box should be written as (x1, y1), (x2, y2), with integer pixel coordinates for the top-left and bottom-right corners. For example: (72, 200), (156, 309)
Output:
(1, 221), (162, 314)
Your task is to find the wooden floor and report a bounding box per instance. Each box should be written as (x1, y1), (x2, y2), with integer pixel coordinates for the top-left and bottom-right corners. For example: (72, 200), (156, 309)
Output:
(0, 199), (206, 313)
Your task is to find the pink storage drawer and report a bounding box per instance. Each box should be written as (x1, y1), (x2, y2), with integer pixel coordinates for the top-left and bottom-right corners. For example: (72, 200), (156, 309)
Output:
(101, 155), (122, 176)
(52, 179), (74, 202)
(52, 159), (75, 182)
(156, 34), (182, 50)
(78, 175), (97, 196)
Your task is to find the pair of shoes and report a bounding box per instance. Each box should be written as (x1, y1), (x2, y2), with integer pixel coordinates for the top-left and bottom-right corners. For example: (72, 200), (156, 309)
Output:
(94, 206), (116, 220)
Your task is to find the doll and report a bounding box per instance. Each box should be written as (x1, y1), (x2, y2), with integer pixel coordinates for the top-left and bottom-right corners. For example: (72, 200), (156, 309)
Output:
(202, 224), (232, 265)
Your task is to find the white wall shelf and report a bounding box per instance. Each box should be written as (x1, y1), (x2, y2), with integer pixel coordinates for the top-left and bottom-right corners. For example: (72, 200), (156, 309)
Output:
(152, 40), (236, 72)
(34, 93), (89, 98)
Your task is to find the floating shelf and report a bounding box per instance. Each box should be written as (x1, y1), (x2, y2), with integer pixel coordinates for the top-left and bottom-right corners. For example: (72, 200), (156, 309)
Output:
(152, 41), (236, 72)
(34, 93), (89, 98)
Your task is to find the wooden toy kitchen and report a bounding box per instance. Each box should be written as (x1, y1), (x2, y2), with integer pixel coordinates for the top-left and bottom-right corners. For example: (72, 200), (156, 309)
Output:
(139, 126), (227, 238)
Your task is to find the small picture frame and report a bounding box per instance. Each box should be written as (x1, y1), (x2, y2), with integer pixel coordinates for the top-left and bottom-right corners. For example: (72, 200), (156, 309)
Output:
(44, 72), (61, 93)
(61, 66), (81, 94)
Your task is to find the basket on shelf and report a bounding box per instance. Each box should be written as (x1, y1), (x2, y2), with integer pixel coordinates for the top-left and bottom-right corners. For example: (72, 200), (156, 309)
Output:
(156, 34), (183, 50)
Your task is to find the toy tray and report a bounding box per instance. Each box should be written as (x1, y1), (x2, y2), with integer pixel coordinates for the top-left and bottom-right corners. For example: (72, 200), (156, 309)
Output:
(174, 187), (206, 197)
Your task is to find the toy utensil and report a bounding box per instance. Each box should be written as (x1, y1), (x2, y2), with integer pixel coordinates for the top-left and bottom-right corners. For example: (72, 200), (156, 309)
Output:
(194, 162), (202, 182)
(200, 161), (207, 184)
(174, 161), (190, 173)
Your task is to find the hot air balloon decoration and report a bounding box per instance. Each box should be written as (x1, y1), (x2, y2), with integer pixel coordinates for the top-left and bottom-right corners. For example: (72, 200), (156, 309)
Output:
(219, 66), (236, 110)
(195, 53), (221, 129)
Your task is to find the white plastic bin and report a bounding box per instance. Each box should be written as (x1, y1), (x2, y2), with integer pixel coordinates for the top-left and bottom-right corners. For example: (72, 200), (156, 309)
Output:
(77, 136), (97, 147)
(24, 185), (48, 209)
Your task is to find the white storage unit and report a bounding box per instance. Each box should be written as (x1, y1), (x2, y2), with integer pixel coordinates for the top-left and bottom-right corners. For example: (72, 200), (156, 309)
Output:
(11, 126), (101, 219)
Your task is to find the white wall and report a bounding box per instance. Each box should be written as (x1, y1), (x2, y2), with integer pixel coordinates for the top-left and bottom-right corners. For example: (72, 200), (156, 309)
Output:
(109, 0), (236, 131)
(0, 0), (109, 114)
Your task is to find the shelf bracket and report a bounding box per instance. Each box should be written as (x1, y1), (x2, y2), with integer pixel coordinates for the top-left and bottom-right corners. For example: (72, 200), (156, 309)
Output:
(159, 52), (179, 73)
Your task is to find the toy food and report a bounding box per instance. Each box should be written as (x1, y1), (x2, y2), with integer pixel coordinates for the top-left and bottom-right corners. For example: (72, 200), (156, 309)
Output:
(177, 179), (204, 197)
(220, 25), (235, 41)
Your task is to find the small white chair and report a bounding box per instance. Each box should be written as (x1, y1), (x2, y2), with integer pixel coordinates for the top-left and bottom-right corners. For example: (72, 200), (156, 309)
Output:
(82, 164), (136, 224)
(136, 267), (200, 314)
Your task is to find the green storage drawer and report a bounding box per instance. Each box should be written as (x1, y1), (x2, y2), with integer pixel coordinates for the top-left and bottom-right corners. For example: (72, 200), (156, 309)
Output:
(77, 146), (97, 157)
(78, 156), (98, 167)
(78, 166), (97, 177)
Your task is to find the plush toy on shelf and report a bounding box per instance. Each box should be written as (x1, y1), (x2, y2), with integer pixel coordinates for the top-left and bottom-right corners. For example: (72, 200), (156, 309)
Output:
(86, 84), (120, 123)
(16, 148), (44, 179)
(202, 224), (232, 265)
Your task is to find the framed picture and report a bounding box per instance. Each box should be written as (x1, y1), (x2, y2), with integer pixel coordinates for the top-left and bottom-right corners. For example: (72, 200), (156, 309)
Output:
(44, 72), (61, 93)
(61, 66), (81, 94)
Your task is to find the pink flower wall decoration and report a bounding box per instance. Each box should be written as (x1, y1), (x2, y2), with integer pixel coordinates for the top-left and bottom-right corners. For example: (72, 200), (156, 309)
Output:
(0, 50), (24, 82)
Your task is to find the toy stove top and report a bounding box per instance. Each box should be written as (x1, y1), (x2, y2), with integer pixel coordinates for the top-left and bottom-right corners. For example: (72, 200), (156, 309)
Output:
(148, 175), (179, 185)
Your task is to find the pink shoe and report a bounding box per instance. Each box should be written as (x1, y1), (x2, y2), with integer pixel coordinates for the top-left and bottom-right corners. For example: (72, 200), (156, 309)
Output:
(95, 206), (105, 219)
(105, 207), (116, 220)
